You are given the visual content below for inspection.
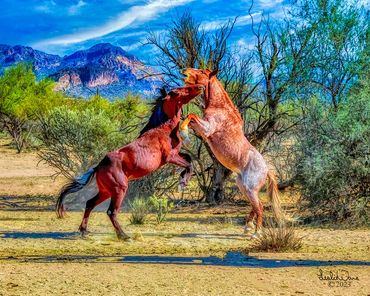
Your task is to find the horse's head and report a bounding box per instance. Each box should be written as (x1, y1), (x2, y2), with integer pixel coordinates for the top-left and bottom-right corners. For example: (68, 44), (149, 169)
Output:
(182, 68), (218, 86)
(162, 85), (204, 117)
(139, 85), (203, 136)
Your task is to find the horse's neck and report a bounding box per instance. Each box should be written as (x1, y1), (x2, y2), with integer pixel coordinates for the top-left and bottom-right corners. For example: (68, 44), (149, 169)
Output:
(162, 111), (181, 132)
(207, 79), (242, 120)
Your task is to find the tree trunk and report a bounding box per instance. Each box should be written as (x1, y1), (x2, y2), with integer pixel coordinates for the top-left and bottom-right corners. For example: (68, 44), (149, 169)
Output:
(206, 158), (232, 204)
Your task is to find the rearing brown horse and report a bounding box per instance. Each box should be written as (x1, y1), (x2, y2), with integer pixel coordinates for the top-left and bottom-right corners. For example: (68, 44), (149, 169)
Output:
(180, 68), (282, 238)
(56, 85), (203, 240)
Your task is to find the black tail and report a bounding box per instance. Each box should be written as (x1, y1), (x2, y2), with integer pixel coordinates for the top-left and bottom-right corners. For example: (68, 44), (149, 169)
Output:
(56, 167), (97, 218)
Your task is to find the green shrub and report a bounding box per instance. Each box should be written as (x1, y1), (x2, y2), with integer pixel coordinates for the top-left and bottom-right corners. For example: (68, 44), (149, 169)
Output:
(149, 195), (173, 224)
(296, 80), (370, 225)
(129, 197), (150, 225)
(38, 106), (124, 178)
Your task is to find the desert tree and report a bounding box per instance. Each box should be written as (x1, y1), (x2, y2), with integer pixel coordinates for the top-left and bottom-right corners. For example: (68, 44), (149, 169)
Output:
(0, 63), (62, 152)
(292, 0), (370, 109)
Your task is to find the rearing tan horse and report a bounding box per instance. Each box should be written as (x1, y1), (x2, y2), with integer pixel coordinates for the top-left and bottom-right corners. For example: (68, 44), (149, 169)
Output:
(180, 68), (282, 238)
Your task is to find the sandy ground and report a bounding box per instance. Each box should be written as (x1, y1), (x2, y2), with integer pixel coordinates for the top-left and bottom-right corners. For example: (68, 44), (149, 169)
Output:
(0, 139), (65, 196)
(0, 263), (368, 296)
(0, 137), (369, 296)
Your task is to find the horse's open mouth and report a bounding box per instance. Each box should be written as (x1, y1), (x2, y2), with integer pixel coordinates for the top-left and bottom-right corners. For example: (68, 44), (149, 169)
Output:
(183, 72), (196, 85)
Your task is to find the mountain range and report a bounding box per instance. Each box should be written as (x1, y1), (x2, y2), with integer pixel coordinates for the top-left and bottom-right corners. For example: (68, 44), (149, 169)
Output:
(0, 43), (161, 99)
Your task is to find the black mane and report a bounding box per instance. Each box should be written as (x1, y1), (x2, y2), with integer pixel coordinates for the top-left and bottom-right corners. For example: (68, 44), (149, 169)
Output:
(139, 88), (169, 136)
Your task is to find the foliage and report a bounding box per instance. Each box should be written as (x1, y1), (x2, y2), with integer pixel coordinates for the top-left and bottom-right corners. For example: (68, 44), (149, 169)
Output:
(77, 93), (148, 127)
(296, 80), (370, 225)
(293, 0), (369, 108)
(249, 223), (303, 252)
(0, 63), (64, 152)
(129, 197), (151, 225)
(38, 106), (124, 178)
(149, 195), (173, 224)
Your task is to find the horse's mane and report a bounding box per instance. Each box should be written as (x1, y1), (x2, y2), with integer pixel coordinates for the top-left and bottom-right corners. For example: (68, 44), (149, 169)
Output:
(139, 88), (169, 136)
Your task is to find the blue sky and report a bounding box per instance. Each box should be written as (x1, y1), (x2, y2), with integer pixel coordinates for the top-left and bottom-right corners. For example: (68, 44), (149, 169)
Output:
(0, 0), (288, 63)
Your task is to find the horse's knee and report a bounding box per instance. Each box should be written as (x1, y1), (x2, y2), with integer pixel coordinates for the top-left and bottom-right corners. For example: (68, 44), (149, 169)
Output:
(107, 208), (118, 218)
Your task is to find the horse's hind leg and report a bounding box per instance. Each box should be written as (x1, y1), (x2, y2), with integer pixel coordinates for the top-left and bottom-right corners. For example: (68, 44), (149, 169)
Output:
(107, 185), (130, 241)
(79, 192), (109, 236)
(236, 174), (265, 238)
(236, 176), (256, 233)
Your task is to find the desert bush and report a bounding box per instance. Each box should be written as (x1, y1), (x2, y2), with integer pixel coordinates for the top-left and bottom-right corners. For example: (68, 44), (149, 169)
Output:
(0, 63), (64, 152)
(150, 195), (173, 224)
(129, 197), (150, 225)
(296, 80), (370, 225)
(77, 94), (148, 131)
(38, 106), (124, 178)
(249, 223), (303, 252)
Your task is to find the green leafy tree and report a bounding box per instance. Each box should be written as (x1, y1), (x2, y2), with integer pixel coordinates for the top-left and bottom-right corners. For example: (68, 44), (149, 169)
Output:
(293, 0), (369, 108)
(0, 63), (63, 152)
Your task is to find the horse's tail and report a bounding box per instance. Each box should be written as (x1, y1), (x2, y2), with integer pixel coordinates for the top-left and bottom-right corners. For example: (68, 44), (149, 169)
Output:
(266, 170), (284, 224)
(56, 167), (97, 218)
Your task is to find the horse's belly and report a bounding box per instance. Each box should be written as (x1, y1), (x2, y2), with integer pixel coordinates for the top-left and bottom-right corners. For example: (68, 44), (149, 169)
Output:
(213, 150), (242, 173)
(125, 151), (164, 179)
(207, 137), (249, 173)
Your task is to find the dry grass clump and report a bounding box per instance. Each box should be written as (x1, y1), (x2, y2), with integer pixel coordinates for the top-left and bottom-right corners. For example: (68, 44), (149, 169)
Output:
(249, 222), (303, 252)
(129, 197), (150, 225)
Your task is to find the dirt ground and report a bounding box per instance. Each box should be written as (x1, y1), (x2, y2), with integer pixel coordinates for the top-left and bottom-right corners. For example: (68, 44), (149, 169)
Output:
(0, 138), (369, 296)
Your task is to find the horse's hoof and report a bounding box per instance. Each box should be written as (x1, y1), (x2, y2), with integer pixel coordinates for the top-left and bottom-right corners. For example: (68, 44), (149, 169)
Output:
(117, 233), (131, 242)
(243, 222), (254, 234)
(80, 230), (90, 238)
(178, 182), (187, 191)
(251, 232), (262, 239)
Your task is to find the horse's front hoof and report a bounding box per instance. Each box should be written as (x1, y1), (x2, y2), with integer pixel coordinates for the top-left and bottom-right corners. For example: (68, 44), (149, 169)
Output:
(117, 233), (132, 242)
(80, 230), (90, 238)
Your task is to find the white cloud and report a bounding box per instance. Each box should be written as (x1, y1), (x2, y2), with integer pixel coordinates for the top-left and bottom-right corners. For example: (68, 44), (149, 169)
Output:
(68, 0), (87, 16)
(116, 31), (148, 39)
(34, 0), (56, 13)
(233, 37), (255, 54)
(120, 41), (143, 52)
(258, 0), (283, 9)
(35, 0), (194, 46)
(201, 12), (261, 31)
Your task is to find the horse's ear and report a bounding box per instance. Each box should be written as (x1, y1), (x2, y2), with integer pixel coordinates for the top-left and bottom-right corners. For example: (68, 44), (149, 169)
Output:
(160, 87), (167, 98)
(209, 69), (218, 78)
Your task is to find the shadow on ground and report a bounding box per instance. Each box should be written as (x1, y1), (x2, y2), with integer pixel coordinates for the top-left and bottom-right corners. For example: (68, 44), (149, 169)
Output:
(0, 231), (79, 239)
(0, 195), (54, 211)
(0, 252), (369, 268)
(0, 230), (248, 241)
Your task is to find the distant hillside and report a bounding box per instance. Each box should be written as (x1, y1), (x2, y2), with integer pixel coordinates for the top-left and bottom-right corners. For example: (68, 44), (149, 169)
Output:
(0, 43), (162, 99)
